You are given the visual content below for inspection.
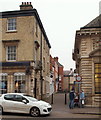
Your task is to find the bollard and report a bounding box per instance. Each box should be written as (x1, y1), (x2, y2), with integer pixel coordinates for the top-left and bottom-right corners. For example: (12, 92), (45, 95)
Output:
(65, 93), (67, 104)
(51, 93), (53, 104)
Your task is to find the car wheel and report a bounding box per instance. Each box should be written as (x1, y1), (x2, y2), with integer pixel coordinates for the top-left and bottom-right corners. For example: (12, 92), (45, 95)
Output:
(0, 106), (3, 115)
(30, 107), (40, 117)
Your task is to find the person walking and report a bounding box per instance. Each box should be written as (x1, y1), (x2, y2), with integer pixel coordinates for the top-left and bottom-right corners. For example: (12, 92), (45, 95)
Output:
(69, 89), (75, 109)
(80, 90), (85, 108)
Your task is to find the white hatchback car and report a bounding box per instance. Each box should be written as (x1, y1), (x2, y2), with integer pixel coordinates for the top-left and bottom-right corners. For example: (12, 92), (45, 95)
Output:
(0, 93), (52, 117)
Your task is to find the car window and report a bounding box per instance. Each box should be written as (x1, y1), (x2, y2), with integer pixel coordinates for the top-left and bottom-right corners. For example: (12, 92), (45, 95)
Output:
(14, 95), (23, 102)
(4, 94), (15, 101)
(14, 95), (29, 103)
(25, 96), (38, 102)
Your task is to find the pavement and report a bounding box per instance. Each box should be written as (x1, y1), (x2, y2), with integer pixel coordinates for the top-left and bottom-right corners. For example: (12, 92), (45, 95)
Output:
(51, 93), (101, 116)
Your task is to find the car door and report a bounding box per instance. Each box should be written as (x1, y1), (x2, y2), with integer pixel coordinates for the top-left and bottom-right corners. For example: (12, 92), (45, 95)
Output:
(13, 95), (30, 113)
(2, 94), (16, 112)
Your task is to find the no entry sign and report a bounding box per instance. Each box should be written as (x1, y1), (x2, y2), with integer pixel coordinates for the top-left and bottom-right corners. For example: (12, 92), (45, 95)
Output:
(76, 75), (82, 82)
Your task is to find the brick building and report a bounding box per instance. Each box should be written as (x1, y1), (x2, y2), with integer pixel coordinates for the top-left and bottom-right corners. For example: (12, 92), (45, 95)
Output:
(50, 56), (64, 92)
(73, 15), (101, 107)
(0, 2), (51, 100)
(58, 62), (64, 91)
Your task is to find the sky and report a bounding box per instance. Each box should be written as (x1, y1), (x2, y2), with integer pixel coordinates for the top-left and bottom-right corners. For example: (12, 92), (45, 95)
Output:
(0, 0), (100, 70)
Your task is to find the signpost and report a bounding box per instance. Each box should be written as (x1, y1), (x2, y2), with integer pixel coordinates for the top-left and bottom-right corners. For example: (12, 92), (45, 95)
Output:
(76, 75), (82, 92)
(75, 75), (82, 106)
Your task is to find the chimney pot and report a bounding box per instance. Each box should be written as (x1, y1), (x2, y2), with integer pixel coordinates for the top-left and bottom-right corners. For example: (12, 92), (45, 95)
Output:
(20, 2), (33, 10)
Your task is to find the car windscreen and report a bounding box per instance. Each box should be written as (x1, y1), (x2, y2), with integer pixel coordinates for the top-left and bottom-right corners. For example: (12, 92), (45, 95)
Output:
(24, 95), (38, 102)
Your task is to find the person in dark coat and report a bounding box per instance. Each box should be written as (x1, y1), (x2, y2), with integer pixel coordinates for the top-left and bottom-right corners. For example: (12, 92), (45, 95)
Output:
(69, 89), (75, 109)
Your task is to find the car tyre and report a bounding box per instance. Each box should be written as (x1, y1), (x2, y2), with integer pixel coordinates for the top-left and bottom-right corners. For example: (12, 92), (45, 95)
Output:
(30, 107), (40, 117)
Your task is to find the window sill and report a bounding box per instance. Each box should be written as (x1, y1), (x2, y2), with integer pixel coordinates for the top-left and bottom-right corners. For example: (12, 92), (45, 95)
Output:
(6, 30), (17, 33)
(6, 60), (16, 62)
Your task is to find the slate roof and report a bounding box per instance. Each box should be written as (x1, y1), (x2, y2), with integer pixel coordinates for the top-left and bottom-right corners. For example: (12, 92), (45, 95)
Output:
(81, 14), (101, 29)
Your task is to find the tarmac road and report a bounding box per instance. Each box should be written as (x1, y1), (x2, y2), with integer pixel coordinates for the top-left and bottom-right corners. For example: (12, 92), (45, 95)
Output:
(1, 93), (101, 119)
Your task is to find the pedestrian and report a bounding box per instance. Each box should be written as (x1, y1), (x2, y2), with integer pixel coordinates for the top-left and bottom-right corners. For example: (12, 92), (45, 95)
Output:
(80, 90), (85, 108)
(69, 88), (75, 109)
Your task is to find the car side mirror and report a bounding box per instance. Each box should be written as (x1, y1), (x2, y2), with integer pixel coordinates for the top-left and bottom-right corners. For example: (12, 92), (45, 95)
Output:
(22, 99), (27, 104)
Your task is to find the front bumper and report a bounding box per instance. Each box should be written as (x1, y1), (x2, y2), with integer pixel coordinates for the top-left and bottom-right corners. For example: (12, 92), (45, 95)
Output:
(40, 107), (52, 115)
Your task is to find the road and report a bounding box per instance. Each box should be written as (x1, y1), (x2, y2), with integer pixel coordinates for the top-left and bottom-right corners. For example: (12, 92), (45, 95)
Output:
(1, 93), (100, 120)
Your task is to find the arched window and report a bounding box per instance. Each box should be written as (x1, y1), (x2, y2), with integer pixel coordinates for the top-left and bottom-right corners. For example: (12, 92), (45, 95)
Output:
(14, 73), (26, 93)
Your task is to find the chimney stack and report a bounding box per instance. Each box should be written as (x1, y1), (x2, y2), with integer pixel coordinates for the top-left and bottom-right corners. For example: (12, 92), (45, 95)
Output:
(20, 2), (33, 10)
(54, 57), (58, 62)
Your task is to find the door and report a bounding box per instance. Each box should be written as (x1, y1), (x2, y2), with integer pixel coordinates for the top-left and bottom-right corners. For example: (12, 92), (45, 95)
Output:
(3, 94), (16, 112)
(12, 95), (30, 113)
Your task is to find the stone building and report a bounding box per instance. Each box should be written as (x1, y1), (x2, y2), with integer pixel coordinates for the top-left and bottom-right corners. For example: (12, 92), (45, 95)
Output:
(63, 69), (74, 92)
(73, 15), (101, 107)
(0, 2), (51, 100)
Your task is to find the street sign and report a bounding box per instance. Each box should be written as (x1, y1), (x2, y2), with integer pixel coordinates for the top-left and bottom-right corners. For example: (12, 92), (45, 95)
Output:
(74, 81), (81, 84)
(76, 75), (82, 82)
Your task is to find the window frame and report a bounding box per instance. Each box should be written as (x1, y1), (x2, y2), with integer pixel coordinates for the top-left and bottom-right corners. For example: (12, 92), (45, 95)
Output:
(0, 73), (8, 94)
(7, 18), (17, 31)
(94, 63), (101, 94)
(14, 73), (26, 93)
(6, 46), (17, 61)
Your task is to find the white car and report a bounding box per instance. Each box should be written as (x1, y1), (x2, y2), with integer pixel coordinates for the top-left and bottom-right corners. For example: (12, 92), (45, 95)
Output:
(0, 93), (52, 117)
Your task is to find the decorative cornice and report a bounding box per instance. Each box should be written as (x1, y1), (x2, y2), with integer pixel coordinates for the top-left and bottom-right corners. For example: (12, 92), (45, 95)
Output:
(89, 48), (101, 57)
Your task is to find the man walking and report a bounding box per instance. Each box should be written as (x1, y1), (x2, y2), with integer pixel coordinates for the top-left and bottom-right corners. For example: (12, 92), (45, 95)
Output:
(69, 88), (75, 109)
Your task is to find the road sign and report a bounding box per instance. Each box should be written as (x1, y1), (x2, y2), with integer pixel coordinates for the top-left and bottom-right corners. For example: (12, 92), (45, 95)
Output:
(74, 81), (81, 84)
(76, 75), (82, 82)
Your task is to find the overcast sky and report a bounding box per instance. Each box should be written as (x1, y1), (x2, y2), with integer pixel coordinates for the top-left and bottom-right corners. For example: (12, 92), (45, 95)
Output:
(0, 0), (100, 70)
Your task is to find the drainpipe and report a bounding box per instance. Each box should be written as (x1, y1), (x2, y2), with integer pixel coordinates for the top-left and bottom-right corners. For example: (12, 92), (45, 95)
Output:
(40, 32), (43, 100)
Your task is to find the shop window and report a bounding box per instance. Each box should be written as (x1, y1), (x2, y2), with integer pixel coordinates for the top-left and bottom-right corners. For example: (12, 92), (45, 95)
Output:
(14, 73), (26, 93)
(95, 63), (101, 94)
(0, 73), (7, 94)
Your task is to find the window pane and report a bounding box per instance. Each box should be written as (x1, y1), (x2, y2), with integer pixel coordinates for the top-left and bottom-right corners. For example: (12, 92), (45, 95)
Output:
(4, 95), (14, 100)
(7, 46), (16, 61)
(95, 63), (101, 94)
(14, 74), (26, 93)
(8, 18), (16, 31)
(0, 75), (7, 94)
(14, 95), (23, 102)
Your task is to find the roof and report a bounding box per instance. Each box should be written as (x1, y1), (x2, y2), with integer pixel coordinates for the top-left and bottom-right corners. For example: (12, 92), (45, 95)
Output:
(63, 70), (74, 77)
(81, 14), (101, 29)
(58, 62), (63, 67)
(0, 9), (51, 48)
(63, 70), (70, 75)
